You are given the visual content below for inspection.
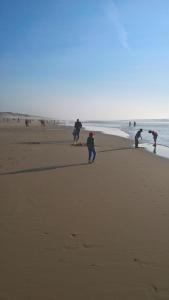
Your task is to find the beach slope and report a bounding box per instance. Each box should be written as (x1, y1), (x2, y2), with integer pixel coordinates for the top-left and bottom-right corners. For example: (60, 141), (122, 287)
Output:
(0, 122), (169, 299)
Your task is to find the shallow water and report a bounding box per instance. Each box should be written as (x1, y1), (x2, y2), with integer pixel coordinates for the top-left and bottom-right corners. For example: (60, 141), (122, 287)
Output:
(139, 143), (169, 159)
(83, 120), (169, 159)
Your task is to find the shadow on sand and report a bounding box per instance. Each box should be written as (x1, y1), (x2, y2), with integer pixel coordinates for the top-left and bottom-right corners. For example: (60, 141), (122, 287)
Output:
(19, 140), (73, 146)
(0, 162), (89, 176)
(98, 146), (134, 153)
(0, 147), (134, 176)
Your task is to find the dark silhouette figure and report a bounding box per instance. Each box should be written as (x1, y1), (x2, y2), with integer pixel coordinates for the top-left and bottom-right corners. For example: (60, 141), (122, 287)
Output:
(74, 119), (82, 142)
(25, 119), (29, 128)
(149, 130), (158, 153)
(135, 129), (143, 148)
(87, 132), (96, 163)
(40, 120), (46, 128)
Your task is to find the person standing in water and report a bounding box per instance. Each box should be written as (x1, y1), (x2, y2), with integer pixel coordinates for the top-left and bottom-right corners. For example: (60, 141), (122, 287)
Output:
(148, 130), (158, 153)
(87, 132), (96, 163)
(135, 129), (143, 148)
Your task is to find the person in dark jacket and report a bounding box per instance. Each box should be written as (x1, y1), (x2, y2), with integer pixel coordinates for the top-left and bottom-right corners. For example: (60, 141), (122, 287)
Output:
(74, 119), (82, 142)
(135, 129), (143, 148)
(87, 132), (96, 163)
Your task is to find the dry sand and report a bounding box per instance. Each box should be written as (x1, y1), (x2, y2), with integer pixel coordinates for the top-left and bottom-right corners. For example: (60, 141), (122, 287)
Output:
(0, 120), (169, 300)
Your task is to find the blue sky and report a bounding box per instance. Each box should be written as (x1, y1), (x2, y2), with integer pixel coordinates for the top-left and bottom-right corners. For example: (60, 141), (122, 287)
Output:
(0, 0), (169, 120)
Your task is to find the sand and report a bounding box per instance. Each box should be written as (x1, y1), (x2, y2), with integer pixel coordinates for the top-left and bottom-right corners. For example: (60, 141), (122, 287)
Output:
(0, 120), (169, 300)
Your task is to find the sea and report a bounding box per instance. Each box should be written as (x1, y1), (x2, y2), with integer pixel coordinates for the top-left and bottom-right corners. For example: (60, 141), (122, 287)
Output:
(82, 120), (169, 159)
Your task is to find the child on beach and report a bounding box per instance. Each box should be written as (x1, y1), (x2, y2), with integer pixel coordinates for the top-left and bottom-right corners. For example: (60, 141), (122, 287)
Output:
(87, 132), (96, 163)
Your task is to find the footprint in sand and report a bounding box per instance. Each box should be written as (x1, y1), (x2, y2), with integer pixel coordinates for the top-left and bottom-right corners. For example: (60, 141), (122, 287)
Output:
(66, 234), (103, 250)
(82, 243), (102, 249)
(70, 233), (79, 238)
(63, 245), (79, 250)
(162, 213), (168, 216)
(58, 258), (65, 263)
(146, 284), (159, 298)
(89, 263), (103, 270)
(63, 233), (80, 250)
(133, 258), (154, 268)
(40, 232), (49, 239)
(151, 284), (158, 293)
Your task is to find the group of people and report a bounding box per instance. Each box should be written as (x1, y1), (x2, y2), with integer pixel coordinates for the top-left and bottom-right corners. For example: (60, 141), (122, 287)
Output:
(72, 119), (158, 164)
(129, 121), (136, 127)
(72, 119), (96, 164)
(135, 128), (158, 149)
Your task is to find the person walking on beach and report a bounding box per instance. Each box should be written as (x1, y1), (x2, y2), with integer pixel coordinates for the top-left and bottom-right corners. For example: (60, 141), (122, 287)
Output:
(87, 132), (96, 163)
(40, 119), (45, 128)
(148, 130), (158, 147)
(25, 119), (29, 128)
(74, 119), (82, 142)
(135, 128), (143, 148)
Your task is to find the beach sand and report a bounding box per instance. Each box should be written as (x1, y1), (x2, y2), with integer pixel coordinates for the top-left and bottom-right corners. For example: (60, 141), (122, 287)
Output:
(0, 121), (169, 299)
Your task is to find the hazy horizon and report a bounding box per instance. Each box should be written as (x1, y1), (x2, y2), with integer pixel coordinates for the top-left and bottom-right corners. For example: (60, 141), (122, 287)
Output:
(1, 0), (169, 120)
(1, 111), (169, 123)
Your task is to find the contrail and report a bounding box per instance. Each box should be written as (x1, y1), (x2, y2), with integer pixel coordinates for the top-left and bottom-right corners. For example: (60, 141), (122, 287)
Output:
(110, 1), (130, 50)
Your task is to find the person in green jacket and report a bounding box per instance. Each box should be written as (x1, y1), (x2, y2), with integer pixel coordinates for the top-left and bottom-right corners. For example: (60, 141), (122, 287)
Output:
(87, 132), (96, 163)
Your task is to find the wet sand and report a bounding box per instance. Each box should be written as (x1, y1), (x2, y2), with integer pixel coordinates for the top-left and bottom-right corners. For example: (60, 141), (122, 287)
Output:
(0, 121), (169, 299)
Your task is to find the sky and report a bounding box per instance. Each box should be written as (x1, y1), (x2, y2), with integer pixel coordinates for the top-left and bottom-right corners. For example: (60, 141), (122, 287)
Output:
(0, 0), (169, 120)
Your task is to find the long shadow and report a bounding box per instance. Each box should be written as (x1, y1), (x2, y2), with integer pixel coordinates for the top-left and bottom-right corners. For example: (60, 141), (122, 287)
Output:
(1, 147), (135, 176)
(0, 162), (88, 176)
(19, 141), (103, 147)
(19, 140), (73, 145)
(98, 146), (134, 153)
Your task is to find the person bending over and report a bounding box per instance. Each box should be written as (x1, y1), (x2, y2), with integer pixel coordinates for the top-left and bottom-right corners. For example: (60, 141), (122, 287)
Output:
(148, 130), (158, 147)
(135, 129), (143, 148)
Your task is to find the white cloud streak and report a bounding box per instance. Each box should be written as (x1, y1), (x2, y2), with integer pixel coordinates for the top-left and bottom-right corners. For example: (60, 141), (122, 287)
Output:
(109, 1), (129, 50)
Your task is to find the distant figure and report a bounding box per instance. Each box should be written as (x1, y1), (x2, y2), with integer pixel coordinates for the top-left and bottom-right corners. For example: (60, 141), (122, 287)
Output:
(148, 130), (158, 149)
(74, 118), (82, 142)
(135, 129), (143, 148)
(134, 121), (136, 127)
(25, 119), (29, 128)
(87, 132), (96, 164)
(129, 121), (131, 127)
(40, 120), (45, 128)
(72, 127), (77, 142)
